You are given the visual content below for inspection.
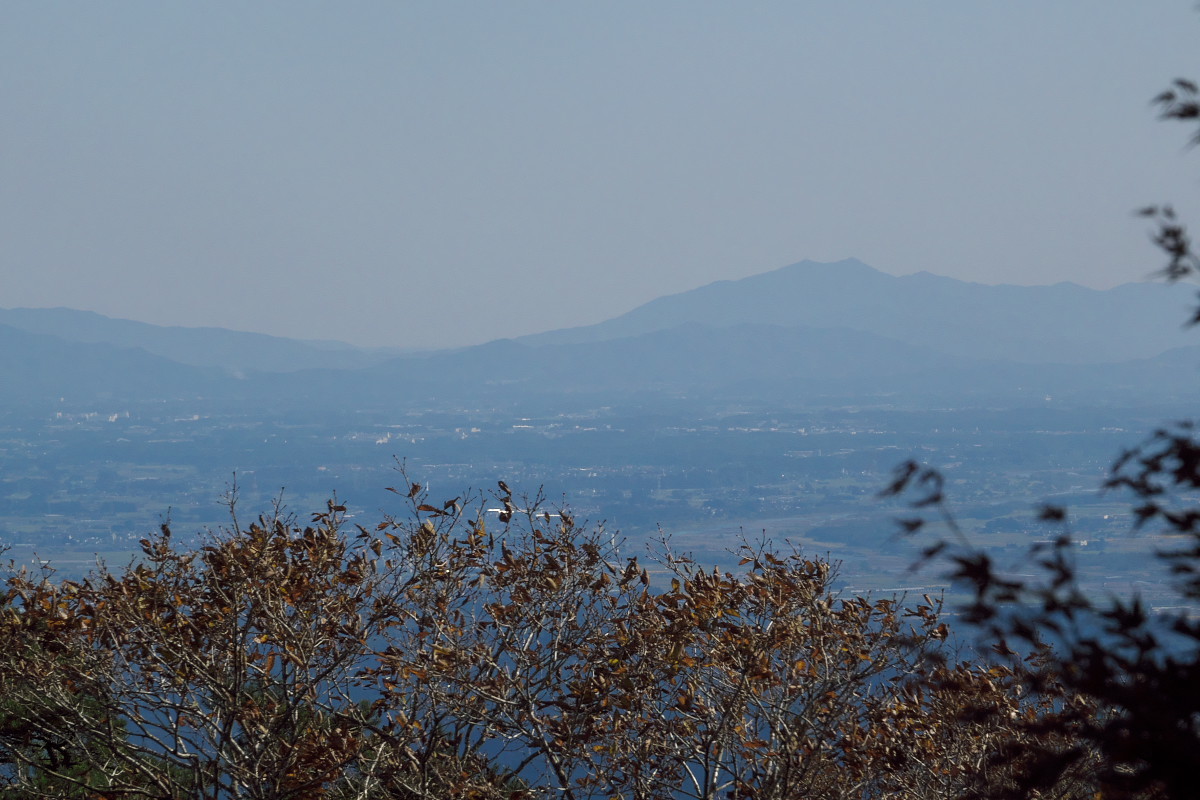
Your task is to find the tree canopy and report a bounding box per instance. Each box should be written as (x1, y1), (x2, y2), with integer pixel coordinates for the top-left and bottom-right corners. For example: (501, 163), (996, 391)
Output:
(0, 477), (1114, 799)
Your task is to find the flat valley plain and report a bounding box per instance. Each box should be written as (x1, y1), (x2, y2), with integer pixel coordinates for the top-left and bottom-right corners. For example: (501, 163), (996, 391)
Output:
(1, 394), (1185, 612)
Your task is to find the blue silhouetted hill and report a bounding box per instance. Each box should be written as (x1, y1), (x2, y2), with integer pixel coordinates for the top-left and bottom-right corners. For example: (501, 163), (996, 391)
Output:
(0, 323), (221, 405)
(7, 258), (1200, 409)
(516, 259), (1192, 365)
(0, 307), (404, 374)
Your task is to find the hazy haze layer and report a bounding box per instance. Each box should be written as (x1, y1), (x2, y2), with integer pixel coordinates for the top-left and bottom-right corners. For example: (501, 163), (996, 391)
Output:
(2, 3), (1197, 348)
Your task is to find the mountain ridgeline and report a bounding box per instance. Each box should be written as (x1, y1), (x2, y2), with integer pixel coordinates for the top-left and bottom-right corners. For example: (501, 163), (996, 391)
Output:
(0, 307), (407, 373)
(5, 259), (1199, 409)
(517, 258), (1192, 364)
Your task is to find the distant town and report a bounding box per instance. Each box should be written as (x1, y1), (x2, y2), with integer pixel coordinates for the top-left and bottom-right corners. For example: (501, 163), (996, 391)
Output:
(1, 394), (1181, 609)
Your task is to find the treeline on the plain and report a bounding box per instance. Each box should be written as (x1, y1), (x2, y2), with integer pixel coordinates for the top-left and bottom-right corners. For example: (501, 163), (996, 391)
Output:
(3, 472), (1191, 800)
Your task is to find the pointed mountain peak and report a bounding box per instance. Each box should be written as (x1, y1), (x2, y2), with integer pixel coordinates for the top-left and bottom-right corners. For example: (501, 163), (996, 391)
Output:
(754, 259), (897, 289)
(774, 258), (886, 278)
(786, 257), (877, 270)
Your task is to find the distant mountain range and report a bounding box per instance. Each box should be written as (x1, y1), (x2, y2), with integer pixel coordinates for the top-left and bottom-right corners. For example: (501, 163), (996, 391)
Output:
(0, 307), (405, 373)
(517, 259), (1196, 364)
(6, 259), (1200, 409)
(0, 323), (221, 405)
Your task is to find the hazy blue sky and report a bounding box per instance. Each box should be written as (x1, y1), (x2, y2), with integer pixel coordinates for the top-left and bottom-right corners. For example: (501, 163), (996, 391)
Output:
(3, 3), (1199, 349)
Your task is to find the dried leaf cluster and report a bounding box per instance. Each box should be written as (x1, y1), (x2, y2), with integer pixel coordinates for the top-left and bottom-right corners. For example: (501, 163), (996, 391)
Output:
(0, 479), (1097, 799)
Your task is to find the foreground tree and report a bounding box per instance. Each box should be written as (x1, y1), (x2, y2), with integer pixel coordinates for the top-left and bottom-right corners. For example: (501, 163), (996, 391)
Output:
(0, 478), (1102, 799)
(0, 500), (404, 799)
(884, 447), (1198, 800)
(864, 62), (1200, 800)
